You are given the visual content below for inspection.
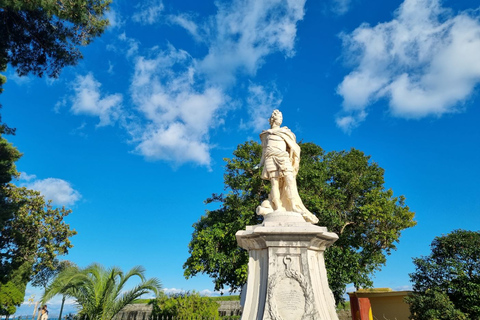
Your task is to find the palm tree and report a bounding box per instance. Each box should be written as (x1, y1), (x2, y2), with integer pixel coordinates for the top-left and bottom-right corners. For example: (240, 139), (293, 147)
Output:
(41, 263), (161, 320)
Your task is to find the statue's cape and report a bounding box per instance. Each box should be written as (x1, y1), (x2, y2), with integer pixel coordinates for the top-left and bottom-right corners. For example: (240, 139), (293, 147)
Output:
(260, 127), (301, 173)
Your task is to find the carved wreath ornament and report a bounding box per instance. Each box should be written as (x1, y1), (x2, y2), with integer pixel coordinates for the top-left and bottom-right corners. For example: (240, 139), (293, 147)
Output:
(267, 255), (319, 320)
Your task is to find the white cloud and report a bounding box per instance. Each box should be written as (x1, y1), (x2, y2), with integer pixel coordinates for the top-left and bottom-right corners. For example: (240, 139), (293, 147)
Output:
(130, 46), (226, 166)
(19, 172), (37, 181)
(199, 0), (306, 84)
(331, 0), (352, 15)
(394, 284), (413, 291)
(169, 14), (202, 41)
(70, 73), (123, 127)
(243, 83), (282, 132)
(335, 110), (367, 133)
(118, 33), (140, 58)
(105, 8), (124, 30)
(7, 70), (33, 86)
(64, 0), (306, 167)
(125, 0), (306, 166)
(337, 0), (480, 131)
(24, 178), (81, 206)
(133, 0), (164, 25)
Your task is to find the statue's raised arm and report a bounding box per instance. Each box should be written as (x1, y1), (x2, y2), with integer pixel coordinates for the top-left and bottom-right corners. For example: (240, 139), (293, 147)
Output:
(256, 110), (319, 224)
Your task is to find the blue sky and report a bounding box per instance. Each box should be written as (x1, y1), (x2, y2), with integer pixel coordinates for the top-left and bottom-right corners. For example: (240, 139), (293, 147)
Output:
(2, 0), (480, 315)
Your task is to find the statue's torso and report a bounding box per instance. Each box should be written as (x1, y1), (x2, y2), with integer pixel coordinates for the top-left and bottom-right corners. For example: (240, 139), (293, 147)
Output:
(265, 132), (287, 152)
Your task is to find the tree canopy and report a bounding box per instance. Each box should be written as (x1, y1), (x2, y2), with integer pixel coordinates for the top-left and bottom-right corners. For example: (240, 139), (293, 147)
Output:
(184, 141), (416, 303)
(406, 229), (480, 320)
(0, 0), (111, 91)
(42, 263), (162, 320)
(0, 185), (76, 279)
(0, 262), (29, 316)
(0, 121), (21, 229)
(0, 184), (76, 314)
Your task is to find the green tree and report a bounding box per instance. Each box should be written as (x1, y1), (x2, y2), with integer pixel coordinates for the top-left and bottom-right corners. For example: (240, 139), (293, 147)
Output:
(0, 261), (30, 316)
(31, 259), (62, 290)
(150, 291), (220, 319)
(0, 281), (23, 316)
(0, 184), (76, 304)
(406, 230), (480, 320)
(42, 263), (162, 320)
(0, 115), (21, 229)
(184, 141), (416, 303)
(0, 0), (111, 92)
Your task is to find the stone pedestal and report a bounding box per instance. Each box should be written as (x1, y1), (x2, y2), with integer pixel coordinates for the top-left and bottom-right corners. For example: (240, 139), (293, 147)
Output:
(236, 211), (339, 320)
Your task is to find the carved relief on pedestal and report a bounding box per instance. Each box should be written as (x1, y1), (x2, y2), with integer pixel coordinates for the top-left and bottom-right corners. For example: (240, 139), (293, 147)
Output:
(267, 256), (319, 320)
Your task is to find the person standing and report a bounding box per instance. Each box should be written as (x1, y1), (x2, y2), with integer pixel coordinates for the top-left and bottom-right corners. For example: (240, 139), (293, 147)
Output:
(40, 305), (48, 320)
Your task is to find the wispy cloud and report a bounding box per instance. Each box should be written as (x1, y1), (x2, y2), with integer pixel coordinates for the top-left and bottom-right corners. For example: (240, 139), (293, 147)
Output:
(168, 13), (202, 41)
(117, 33), (140, 58)
(130, 46), (226, 167)
(126, 0), (305, 166)
(63, 0), (306, 167)
(200, 0), (306, 85)
(337, 0), (480, 132)
(6, 70), (33, 86)
(19, 172), (37, 181)
(242, 83), (282, 132)
(105, 8), (124, 30)
(133, 0), (164, 25)
(331, 0), (352, 15)
(19, 175), (82, 206)
(70, 73), (123, 127)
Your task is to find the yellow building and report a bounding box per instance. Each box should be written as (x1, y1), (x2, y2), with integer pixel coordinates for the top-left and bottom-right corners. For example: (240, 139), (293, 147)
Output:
(349, 288), (412, 320)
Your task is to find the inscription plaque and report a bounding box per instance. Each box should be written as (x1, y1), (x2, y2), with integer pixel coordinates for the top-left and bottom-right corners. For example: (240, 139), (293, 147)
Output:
(274, 277), (306, 320)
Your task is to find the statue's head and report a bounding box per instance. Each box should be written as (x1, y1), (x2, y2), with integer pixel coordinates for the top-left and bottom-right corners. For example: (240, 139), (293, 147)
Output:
(269, 109), (283, 127)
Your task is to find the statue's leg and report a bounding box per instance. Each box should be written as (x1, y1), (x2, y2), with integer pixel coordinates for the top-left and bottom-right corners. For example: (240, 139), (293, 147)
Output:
(270, 177), (282, 211)
(284, 173), (295, 208)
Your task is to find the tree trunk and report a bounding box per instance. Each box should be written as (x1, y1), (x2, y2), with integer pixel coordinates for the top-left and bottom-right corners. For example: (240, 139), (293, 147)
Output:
(58, 295), (66, 320)
(32, 301), (39, 320)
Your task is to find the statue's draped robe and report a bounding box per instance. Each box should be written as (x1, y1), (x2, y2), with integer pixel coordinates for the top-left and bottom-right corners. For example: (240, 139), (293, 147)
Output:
(260, 127), (318, 223)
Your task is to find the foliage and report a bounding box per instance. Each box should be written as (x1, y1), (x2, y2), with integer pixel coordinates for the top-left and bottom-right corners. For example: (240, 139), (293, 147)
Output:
(30, 259), (61, 290)
(184, 141), (416, 303)
(210, 295), (240, 301)
(0, 185), (76, 281)
(0, 281), (23, 315)
(0, 260), (31, 316)
(406, 229), (480, 320)
(42, 263), (162, 320)
(150, 291), (220, 319)
(336, 301), (350, 311)
(0, 0), (111, 92)
(0, 120), (21, 229)
(0, 183), (76, 309)
(65, 313), (78, 320)
(31, 259), (76, 289)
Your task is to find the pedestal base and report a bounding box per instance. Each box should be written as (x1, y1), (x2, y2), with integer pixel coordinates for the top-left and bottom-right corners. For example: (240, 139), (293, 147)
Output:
(236, 211), (339, 320)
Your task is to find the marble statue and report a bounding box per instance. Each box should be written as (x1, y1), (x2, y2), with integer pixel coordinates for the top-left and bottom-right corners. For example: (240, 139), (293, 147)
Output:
(255, 110), (319, 224)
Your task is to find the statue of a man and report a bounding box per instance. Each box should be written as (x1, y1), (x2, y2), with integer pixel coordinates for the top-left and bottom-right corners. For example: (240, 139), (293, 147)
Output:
(256, 110), (319, 224)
